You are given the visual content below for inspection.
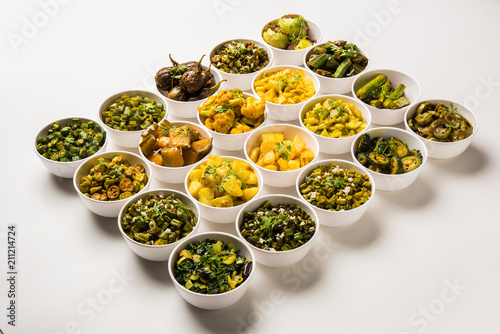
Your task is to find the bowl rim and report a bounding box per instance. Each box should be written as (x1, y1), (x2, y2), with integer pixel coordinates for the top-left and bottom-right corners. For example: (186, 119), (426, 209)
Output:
(34, 116), (109, 165)
(209, 38), (275, 77)
(235, 193), (320, 254)
(196, 92), (269, 140)
(243, 122), (320, 175)
(73, 150), (153, 205)
(184, 155), (264, 211)
(251, 64), (320, 107)
(295, 158), (376, 214)
(260, 17), (323, 54)
(404, 98), (479, 145)
(137, 120), (214, 171)
(168, 231), (255, 297)
(98, 89), (168, 134)
(351, 68), (422, 111)
(302, 41), (370, 82)
(298, 94), (372, 141)
(117, 188), (201, 250)
(350, 126), (428, 177)
(156, 64), (223, 104)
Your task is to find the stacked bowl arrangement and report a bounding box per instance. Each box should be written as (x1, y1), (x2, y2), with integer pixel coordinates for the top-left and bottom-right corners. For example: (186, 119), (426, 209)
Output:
(34, 13), (478, 310)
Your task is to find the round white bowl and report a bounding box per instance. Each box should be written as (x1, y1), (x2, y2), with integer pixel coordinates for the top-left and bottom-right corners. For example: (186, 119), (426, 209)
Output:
(351, 127), (428, 191)
(34, 117), (108, 178)
(184, 156), (264, 224)
(404, 99), (479, 159)
(98, 90), (167, 148)
(303, 42), (370, 94)
(296, 159), (375, 227)
(209, 39), (274, 92)
(235, 194), (320, 267)
(351, 69), (421, 126)
(251, 65), (320, 121)
(197, 92), (269, 151)
(138, 121), (213, 184)
(260, 17), (322, 66)
(244, 123), (320, 188)
(168, 231), (255, 310)
(298, 94), (372, 154)
(156, 65), (222, 119)
(118, 189), (201, 261)
(73, 150), (152, 217)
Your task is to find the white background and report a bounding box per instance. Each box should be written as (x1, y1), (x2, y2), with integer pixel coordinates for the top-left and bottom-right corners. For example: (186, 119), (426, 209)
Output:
(1, 0), (500, 333)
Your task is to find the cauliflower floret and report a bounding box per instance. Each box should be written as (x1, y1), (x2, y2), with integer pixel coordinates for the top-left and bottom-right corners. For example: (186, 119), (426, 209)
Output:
(230, 122), (252, 134)
(241, 96), (265, 120)
(204, 118), (214, 130)
(213, 110), (235, 134)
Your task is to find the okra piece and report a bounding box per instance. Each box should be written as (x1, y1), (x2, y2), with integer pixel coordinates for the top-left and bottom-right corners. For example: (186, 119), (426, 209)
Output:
(333, 58), (352, 78)
(309, 53), (328, 69)
(356, 74), (387, 100)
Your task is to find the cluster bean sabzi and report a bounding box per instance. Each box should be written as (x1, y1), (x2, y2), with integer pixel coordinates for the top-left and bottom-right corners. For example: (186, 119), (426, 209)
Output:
(139, 120), (212, 167)
(302, 98), (367, 138)
(155, 54), (225, 102)
(408, 102), (473, 142)
(239, 200), (316, 251)
(187, 155), (260, 207)
(173, 239), (252, 294)
(211, 40), (270, 74)
(79, 155), (148, 201)
(254, 69), (315, 105)
(262, 14), (314, 50)
(299, 164), (372, 211)
(248, 133), (315, 171)
(121, 193), (197, 246)
(356, 74), (410, 109)
(306, 40), (368, 78)
(355, 134), (423, 174)
(36, 118), (106, 162)
(198, 89), (265, 134)
(101, 95), (166, 131)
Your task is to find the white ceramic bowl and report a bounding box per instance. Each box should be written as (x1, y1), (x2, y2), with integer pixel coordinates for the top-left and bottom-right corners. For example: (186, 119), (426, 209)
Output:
(351, 69), (421, 125)
(296, 159), (375, 227)
(404, 99), (479, 159)
(298, 94), (372, 154)
(34, 117), (108, 178)
(209, 39), (274, 92)
(73, 150), (152, 217)
(244, 123), (320, 188)
(235, 194), (319, 267)
(156, 65), (222, 119)
(168, 231), (255, 310)
(303, 42), (370, 94)
(351, 127), (428, 191)
(138, 121), (213, 184)
(118, 189), (201, 261)
(184, 156), (264, 223)
(251, 65), (320, 121)
(260, 17), (322, 66)
(98, 90), (167, 148)
(197, 92), (269, 151)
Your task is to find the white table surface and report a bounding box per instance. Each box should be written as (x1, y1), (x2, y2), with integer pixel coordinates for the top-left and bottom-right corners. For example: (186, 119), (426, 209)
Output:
(1, 0), (500, 333)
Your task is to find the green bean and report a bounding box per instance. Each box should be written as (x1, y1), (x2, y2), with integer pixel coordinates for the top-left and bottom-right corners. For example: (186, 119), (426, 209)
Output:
(36, 118), (106, 162)
(239, 201), (316, 252)
(299, 164), (372, 211)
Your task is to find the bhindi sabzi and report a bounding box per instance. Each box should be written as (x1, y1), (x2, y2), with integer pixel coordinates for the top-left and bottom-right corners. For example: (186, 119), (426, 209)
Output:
(356, 74), (410, 109)
(121, 193), (197, 245)
(239, 200), (316, 252)
(306, 40), (369, 78)
(407, 102), (473, 142)
(355, 134), (423, 174)
(79, 155), (148, 201)
(36, 118), (106, 162)
(211, 40), (270, 74)
(173, 239), (252, 294)
(299, 164), (372, 211)
(101, 95), (166, 131)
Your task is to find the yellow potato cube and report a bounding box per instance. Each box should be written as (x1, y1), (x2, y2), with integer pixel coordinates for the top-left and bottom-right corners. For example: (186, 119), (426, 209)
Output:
(263, 150), (276, 165)
(211, 195), (234, 207)
(249, 147), (260, 163)
(259, 139), (277, 156)
(288, 159), (301, 170)
(206, 155), (223, 167)
(198, 188), (214, 206)
(222, 176), (243, 197)
(188, 169), (203, 183)
(277, 158), (289, 171)
(263, 164), (278, 171)
(260, 133), (284, 143)
(188, 180), (203, 198)
(292, 135), (307, 155)
(243, 171), (258, 185)
(241, 187), (259, 202)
